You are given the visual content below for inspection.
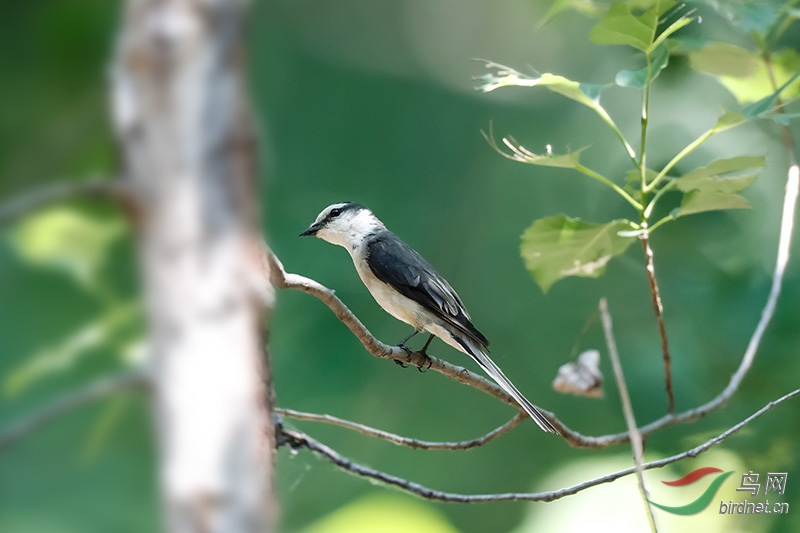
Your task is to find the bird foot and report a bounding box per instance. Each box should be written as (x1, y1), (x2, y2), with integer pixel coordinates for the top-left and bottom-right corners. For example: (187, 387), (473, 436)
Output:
(394, 344), (413, 368)
(415, 352), (432, 373)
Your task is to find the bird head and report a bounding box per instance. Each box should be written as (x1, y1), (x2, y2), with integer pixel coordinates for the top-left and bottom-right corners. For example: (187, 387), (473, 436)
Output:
(300, 202), (383, 249)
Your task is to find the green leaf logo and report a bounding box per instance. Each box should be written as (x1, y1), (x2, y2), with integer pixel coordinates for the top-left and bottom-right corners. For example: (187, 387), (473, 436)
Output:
(649, 467), (733, 515)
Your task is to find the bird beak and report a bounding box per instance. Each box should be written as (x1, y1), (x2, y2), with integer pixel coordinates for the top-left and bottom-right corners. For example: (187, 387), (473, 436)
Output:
(299, 223), (322, 237)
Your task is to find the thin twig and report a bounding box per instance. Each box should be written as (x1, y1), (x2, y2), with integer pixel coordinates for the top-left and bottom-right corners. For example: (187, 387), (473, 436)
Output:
(640, 233), (674, 413)
(600, 298), (657, 532)
(0, 372), (149, 452)
(277, 408), (524, 451)
(0, 179), (129, 226)
(278, 387), (799, 503)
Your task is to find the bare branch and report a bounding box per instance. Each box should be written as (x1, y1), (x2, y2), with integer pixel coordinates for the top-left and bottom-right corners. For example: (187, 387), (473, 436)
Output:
(0, 179), (129, 226)
(640, 233), (674, 413)
(600, 299), (657, 532)
(265, 249), (527, 411)
(277, 408), (524, 451)
(278, 388), (799, 503)
(266, 220), (797, 450)
(0, 372), (149, 452)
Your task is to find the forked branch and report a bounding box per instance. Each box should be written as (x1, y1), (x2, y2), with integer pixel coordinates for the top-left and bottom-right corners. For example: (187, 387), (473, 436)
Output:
(278, 387), (799, 503)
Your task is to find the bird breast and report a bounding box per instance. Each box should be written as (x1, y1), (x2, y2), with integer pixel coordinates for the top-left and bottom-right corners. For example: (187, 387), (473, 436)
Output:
(351, 253), (428, 330)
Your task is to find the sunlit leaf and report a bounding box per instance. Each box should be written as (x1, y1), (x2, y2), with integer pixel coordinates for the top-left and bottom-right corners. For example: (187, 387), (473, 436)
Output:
(589, 2), (657, 51)
(687, 45), (800, 104)
(677, 190), (752, 216)
(674, 155), (763, 217)
(675, 156), (765, 190)
(10, 205), (124, 288)
(304, 495), (460, 533)
(615, 43), (669, 88)
(686, 42), (761, 78)
(712, 109), (748, 132)
(651, 12), (693, 51)
(542, 0), (605, 26)
(476, 62), (611, 113)
(742, 69), (800, 119)
(520, 215), (636, 292)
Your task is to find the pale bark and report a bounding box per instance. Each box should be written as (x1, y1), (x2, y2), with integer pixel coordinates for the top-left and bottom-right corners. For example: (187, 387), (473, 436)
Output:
(110, 0), (275, 531)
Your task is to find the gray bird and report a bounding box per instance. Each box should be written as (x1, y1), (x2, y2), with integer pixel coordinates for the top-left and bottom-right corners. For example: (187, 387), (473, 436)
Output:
(300, 202), (559, 435)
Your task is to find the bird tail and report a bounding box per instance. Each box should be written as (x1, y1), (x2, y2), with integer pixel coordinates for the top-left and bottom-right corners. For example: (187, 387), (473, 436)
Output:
(454, 335), (561, 436)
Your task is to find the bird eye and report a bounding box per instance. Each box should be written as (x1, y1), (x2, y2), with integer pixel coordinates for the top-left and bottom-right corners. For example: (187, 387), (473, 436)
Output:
(329, 208), (342, 218)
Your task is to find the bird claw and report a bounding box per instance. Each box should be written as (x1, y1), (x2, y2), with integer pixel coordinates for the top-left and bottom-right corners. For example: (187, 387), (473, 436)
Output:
(394, 344), (413, 368)
(415, 353), (432, 373)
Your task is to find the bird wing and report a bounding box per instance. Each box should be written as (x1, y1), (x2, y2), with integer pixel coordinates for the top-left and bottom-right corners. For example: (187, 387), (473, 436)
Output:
(366, 232), (489, 349)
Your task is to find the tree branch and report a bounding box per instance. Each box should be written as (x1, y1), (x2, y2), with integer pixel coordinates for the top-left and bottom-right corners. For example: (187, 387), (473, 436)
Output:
(277, 387), (799, 503)
(277, 408), (524, 451)
(265, 249), (527, 411)
(600, 298), (657, 532)
(640, 233), (674, 413)
(0, 372), (149, 452)
(0, 179), (130, 226)
(266, 206), (797, 449)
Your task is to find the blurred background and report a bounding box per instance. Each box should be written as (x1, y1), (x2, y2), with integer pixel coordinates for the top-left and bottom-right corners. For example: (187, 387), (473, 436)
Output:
(1, 1), (798, 532)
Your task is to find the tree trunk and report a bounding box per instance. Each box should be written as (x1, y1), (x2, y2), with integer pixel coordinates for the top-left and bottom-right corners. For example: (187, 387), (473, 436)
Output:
(110, 0), (275, 531)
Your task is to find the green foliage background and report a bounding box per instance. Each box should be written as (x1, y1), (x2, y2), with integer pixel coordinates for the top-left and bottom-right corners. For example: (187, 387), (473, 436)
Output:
(1, 1), (798, 532)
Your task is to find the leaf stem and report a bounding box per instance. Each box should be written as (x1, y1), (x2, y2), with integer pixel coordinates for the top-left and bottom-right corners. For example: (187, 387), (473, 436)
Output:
(640, 49), (654, 216)
(595, 105), (641, 172)
(645, 128), (714, 193)
(575, 163), (643, 210)
(644, 179), (679, 218)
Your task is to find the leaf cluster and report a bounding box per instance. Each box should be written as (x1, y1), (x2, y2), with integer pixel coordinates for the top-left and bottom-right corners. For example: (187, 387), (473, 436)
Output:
(479, 0), (798, 291)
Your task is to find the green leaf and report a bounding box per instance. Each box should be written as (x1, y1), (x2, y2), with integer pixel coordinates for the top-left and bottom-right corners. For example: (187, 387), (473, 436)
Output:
(742, 69), (800, 119)
(476, 62), (610, 112)
(774, 113), (800, 125)
(712, 109), (748, 133)
(541, 0), (605, 26)
(616, 43), (669, 88)
(520, 215), (636, 292)
(651, 13), (693, 51)
(677, 190), (752, 216)
(674, 155), (763, 217)
(675, 156), (765, 191)
(677, 173), (758, 195)
(686, 42), (762, 78)
(10, 205), (124, 288)
(686, 45), (800, 104)
(589, 2), (657, 51)
(537, 73), (605, 109)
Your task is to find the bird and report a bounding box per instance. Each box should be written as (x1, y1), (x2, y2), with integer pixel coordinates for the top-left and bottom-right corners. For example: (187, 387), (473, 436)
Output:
(300, 202), (560, 435)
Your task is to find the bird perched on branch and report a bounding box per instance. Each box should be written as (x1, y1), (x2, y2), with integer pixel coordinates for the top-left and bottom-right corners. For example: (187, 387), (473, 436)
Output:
(300, 202), (560, 435)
